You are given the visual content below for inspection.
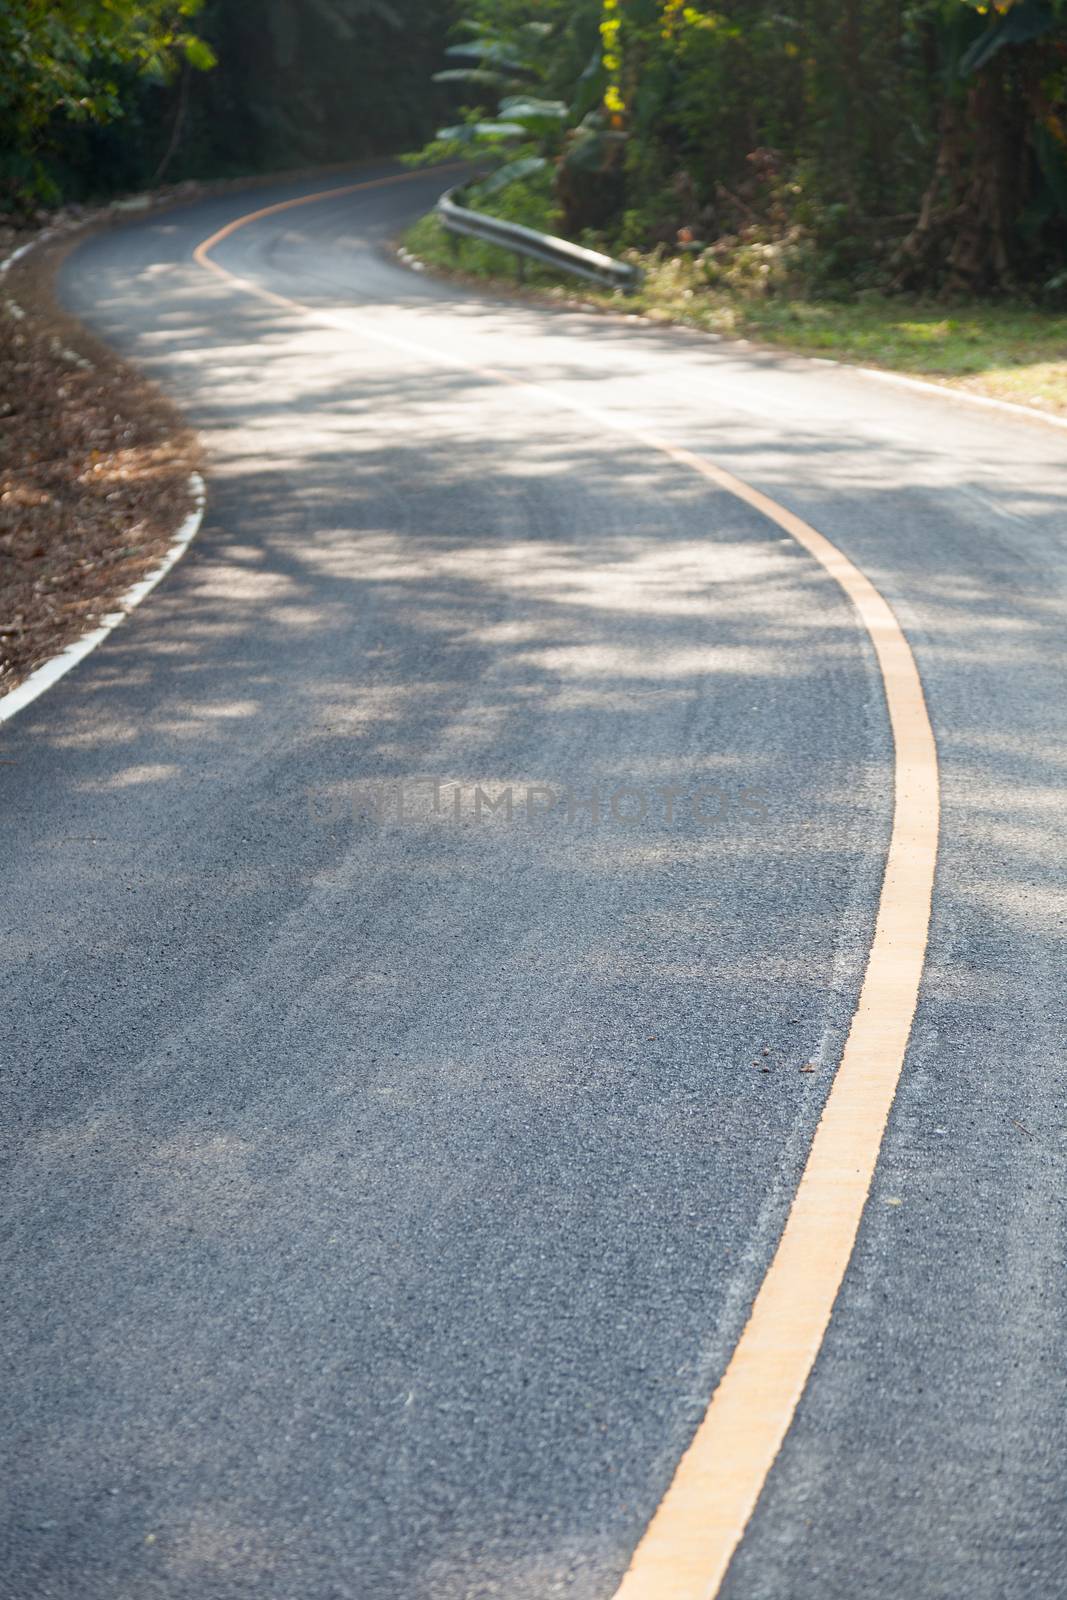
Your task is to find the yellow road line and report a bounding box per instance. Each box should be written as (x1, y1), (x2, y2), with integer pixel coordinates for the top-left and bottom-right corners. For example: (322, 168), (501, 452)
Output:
(192, 164), (466, 268)
(193, 176), (940, 1599)
(611, 449), (939, 1599)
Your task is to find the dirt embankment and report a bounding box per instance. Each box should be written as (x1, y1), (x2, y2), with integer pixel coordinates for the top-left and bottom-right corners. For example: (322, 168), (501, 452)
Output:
(1, 212), (200, 697)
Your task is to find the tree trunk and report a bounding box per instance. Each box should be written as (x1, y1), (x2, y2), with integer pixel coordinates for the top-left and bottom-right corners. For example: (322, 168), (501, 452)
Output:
(893, 56), (1031, 294)
(152, 63), (191, 188)
(943, 64), (1017, 291)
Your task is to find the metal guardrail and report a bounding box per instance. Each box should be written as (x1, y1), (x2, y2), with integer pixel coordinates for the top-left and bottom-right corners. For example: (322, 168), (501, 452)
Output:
(437, 186), (642, 294)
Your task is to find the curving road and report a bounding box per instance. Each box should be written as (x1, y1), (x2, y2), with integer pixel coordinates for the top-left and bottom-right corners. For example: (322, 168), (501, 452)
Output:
(2, 162), (1065, 1599)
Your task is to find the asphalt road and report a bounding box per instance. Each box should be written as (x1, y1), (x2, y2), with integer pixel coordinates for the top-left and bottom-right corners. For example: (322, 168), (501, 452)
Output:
(2, 162), (1064, 1599)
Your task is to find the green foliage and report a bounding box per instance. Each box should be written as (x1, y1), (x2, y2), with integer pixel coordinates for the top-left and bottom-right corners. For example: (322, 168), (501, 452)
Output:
(0, 0), (213, 203)
(406, 167), (564, 279)
(472, 153), (546, 195)
(417, 2), (631, 230)
(182, 0), (452, 180)
(424, 0), (1067, 295)
(5, 0), (1067, 299)
(958, 0), (1056, 74)
(1, 0), (455, 208)
(0, 0), (212, 133)
(406, 197), (1067, 413)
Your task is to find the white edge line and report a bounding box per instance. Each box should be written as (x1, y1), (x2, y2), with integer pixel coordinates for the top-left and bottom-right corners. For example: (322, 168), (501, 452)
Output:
(611, 309), (1067, 432)
(612, 291), (1067, 432)
(0, 474), (205, 726)
(0, 225), (206, 726)
(396, 222), (1067, 434)
(824, 355), (1067, 431)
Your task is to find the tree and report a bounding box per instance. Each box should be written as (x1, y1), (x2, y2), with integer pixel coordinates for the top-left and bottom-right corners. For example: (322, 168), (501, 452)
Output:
(895, 0), (1067, 291)
(428, 0), (1067, 294)
(0, 0), (214, 202)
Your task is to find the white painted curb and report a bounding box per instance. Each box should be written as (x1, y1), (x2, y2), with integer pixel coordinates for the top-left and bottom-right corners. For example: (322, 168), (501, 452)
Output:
(0, 475), (205, 726)
(0, 223), (206, 725)
(0, 236), (43, 275)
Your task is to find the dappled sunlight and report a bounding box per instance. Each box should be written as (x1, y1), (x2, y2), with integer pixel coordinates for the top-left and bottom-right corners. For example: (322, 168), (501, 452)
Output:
(14, 225), (1059, 1016)
(515, 684), (702, 713)
(75, 761), (180, 790)
(135, 1128), (260, 1238)
(2, 188), (1064, 1600)
(161, 1508), (280, 1585)
(512, 642), (781, 680)
(194, 699), (261, 719)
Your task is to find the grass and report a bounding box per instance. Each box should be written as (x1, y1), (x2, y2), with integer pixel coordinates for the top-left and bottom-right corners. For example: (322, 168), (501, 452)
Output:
(402, 211), (1067, 417)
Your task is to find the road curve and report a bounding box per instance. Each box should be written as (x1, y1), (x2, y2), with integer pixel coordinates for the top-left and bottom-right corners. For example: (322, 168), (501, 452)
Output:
(2, 162), (1065, 1600)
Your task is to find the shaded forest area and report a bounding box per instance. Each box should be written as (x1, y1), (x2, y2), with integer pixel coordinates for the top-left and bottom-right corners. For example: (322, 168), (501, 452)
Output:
(426, 0), (1067, 297)
(0, 1), (453, 204)
(2, 1), (1067, 297)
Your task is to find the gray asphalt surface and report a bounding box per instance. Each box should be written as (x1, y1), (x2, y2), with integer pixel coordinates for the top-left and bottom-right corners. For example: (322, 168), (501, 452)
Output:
(1, 161), (1064, 1599)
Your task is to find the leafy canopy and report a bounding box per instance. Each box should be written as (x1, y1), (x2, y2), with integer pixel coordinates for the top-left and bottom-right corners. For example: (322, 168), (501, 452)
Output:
(0, 0), (214, 146)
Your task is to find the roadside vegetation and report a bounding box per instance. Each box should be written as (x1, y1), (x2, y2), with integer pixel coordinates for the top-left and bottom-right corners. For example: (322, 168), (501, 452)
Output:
(1, 1), (452, 211)
(404, 0), (1067, 413)
(404, 200), (1067, 413)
